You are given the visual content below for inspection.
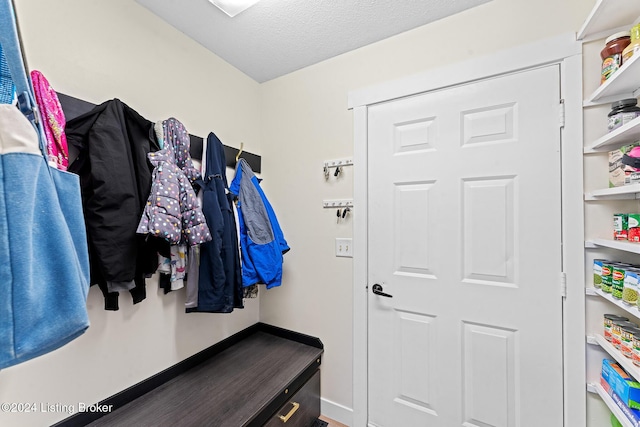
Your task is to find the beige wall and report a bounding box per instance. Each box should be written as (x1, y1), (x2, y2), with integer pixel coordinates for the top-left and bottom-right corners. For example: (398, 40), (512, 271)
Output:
(0, 1), (261, 426)
(258, 0), (593, 420)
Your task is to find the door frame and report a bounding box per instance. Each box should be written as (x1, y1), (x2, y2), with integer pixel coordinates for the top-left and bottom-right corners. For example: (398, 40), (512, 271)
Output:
(348, 33), (584, 427)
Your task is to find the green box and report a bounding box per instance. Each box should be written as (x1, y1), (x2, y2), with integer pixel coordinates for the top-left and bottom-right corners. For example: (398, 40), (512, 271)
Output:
(615, 213), (629, 240)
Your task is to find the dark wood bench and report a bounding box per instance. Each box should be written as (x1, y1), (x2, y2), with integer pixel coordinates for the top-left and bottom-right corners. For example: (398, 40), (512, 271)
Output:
(54, 323), (323, 427)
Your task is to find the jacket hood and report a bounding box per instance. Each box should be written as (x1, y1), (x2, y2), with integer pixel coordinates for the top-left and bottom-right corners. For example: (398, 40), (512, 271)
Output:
(150, 117), (201, 183)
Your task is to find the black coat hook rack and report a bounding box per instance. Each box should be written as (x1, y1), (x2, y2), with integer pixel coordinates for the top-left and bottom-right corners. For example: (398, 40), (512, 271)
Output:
(57, 92), (261, 173)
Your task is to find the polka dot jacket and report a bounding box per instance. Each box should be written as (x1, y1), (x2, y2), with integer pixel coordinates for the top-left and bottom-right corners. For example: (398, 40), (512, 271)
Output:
(137, 118), (212, 246)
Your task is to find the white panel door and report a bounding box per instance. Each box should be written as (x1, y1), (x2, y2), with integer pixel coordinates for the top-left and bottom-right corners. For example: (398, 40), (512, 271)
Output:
(367, 65), (563, 427)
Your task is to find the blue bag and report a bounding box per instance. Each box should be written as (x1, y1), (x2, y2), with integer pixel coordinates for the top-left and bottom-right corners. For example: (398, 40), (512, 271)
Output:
(0, 0), (90, 369)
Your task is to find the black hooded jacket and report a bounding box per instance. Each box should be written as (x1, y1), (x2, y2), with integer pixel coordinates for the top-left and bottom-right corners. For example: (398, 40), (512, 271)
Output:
(66, 99), (164, 310)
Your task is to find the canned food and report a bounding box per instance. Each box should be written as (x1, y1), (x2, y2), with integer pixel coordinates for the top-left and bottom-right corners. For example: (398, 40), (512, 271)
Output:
(594, 259), (606, 289)
(621, 326), (640, 358)
(602, 263), (615, 293)
(605, 314), (629, 341)
(612, 265), (627, 299)
(633, 333), (640, 366)
(613, 320), (638, 349)
(624, 268), (640, 305)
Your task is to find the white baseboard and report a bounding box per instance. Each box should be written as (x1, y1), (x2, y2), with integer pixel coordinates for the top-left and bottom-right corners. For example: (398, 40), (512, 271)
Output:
(321, 398), (353, 426)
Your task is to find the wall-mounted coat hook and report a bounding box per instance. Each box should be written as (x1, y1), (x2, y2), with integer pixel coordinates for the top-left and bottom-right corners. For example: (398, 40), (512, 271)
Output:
(57, 93), (262, 173)
(235, 142), (244, 162)
(323, 158), (353, 179)
(323, 199), (353, 209)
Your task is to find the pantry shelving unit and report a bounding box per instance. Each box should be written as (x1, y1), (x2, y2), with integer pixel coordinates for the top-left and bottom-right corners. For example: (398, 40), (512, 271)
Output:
(581, 1), (640, 426)
(585, 183), (640, 200)
(586, 332), (640, 427)
(589, 382), (636, 427)
(585, 116), (640, 153)
(577, 0), (640, 41)
(589, 334), (640, 385)
(585, 52), (640, 105)
(586, 239), (640, 253)
(586, 287), (640, 319)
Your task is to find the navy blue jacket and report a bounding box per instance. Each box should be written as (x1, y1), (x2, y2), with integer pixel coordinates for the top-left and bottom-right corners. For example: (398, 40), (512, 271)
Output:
(188, 132), (242, 313)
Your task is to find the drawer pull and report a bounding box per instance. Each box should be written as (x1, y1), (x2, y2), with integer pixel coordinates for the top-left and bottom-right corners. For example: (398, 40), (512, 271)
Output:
(279, 402), (300, 423)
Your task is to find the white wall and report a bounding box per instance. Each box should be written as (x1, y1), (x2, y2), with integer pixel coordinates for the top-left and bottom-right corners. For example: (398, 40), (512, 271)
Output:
(258, 0), (593, 423)
(0, 1), (261, 426)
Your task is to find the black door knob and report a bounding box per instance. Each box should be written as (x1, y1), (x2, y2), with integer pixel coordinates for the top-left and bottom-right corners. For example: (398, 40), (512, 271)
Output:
(372, 284), (393, 298)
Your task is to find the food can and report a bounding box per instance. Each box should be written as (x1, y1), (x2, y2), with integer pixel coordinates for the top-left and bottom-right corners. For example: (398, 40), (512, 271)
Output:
(594, 259), (606, 289)
(605, 314), (629, 341)
(621, 326), (640, 358)
(613, 320), (638, 349)
(624, 268), (640, 305)
(602, 262), (615, 293)
(633, 333), (640, 366)
(612, 264), (628, 299)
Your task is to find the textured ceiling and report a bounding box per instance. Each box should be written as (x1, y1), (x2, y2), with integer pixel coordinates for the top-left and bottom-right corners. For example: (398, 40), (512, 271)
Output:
(136, 0), (491, 83)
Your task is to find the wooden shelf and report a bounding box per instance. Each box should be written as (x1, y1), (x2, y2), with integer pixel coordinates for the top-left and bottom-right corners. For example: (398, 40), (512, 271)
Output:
(586, 53), (640, 105)
(585, 184), (640, 200)
(588, 382), (636, 427)
(586, 239), (640, 254)
(587, 117), (640, 153)
(586, 287), (640, 320)
(578, 0), (640, 41)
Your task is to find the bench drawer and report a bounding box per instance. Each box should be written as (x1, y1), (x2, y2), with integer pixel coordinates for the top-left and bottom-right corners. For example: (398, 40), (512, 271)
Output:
(264, 370), (320, 427)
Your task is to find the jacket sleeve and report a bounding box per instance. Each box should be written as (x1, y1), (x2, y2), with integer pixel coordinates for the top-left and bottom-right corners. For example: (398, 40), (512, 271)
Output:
(180, 174), (212, 246)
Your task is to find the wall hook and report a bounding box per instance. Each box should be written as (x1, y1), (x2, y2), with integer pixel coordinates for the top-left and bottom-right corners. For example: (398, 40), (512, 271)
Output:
(235, 142), (244, 163)
(322, 199), (353, 209)
(322, 158), (353, 179)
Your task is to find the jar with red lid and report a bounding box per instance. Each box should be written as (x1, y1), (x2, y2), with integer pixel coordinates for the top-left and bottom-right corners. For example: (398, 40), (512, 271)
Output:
(601, 31), (631, 84)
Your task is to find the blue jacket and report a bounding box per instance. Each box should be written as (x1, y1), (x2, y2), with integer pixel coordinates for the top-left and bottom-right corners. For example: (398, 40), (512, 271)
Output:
(230, 159), (289, 288)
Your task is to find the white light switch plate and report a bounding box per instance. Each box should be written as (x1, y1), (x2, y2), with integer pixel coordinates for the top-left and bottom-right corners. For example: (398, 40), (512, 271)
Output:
(336, 238), (353, 258)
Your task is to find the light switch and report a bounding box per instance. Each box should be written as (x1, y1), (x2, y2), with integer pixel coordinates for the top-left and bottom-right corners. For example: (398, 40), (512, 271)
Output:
(336, 238), (353, 258)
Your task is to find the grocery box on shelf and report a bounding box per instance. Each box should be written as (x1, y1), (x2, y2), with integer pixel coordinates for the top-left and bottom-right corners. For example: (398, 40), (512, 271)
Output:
(610, 143), (640, 188)
(601, 377), (640, 427)
(616, 214), (630, 240)
(631, 214), (640, 242)
(603, 359), (640, 410)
